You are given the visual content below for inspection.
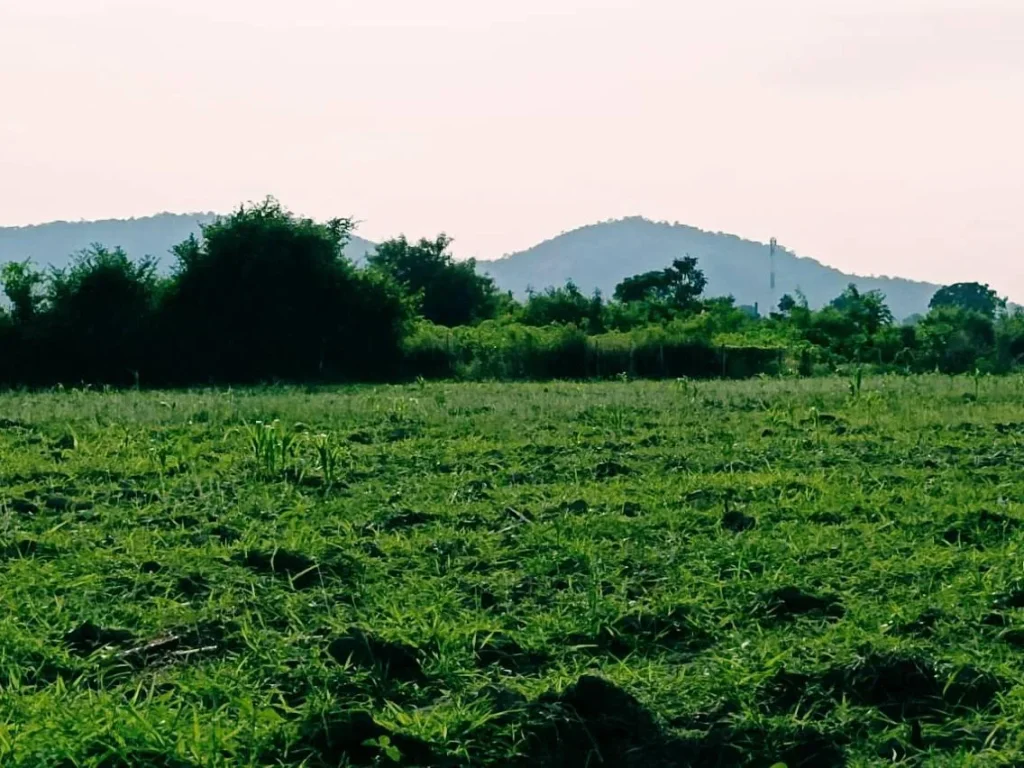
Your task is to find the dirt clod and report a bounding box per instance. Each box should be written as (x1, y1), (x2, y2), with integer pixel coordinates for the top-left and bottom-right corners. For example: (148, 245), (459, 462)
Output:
(327, 628), (426, 682)
(64, 622), (136, 655)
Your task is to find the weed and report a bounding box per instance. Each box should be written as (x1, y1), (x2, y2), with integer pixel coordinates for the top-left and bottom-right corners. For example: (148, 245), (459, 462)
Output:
(0, 376), (1022, 766)
(309, 432), (346, 487)
(244, 419), (298, 479)
(848, 365), (864, 398)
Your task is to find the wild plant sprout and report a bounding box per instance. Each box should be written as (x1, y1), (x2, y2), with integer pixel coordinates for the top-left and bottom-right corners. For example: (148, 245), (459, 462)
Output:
(848, 365), (864, 398)
(676, 376), (700, 401)
(245, 419), (297, 478)
(310, 432), (346, 487)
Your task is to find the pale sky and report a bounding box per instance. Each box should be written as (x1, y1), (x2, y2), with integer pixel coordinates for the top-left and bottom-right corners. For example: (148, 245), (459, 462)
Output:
(2, 0), (1023, 299)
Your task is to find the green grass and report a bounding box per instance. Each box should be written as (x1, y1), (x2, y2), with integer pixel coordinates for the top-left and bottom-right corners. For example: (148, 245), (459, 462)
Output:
(2, 375), (1024, 767)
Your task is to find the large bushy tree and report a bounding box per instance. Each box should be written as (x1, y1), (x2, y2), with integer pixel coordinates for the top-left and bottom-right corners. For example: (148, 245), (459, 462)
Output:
(370, 235), (498, 327)
(46, 245), (160, 384)
(613, 256), (707, 310)
(829, 284), (893, 335)
(1, 261), (45, 325)
(930, 282), (1004, 318)
(162, 197), (410, 383)
(520, 281), (604, 332)
(997, 309), (1024, 365)
(797, 285), (896, 361)
(917, 306), (996, 373)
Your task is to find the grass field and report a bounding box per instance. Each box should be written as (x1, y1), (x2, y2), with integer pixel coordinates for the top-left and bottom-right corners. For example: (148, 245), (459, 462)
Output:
(2, 376), (1024, 767)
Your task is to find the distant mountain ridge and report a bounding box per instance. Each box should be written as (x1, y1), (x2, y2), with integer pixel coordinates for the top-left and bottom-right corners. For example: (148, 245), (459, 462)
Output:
(0, 213), (377, 270)
(0, 212), (944, 319)
(482, 217), (941, 320)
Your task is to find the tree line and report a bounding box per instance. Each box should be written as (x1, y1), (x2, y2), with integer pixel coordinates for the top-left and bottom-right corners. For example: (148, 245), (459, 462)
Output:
(0, 198), (1020, 387)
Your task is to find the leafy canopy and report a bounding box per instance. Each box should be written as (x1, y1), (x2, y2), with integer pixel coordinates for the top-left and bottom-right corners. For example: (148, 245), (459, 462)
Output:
(163, 197), (410, 382)
(370, 235), (498, 327)
(930, 282), (1005, 318)
(520, 281), (605, 332)
(613, 256), (707, 309)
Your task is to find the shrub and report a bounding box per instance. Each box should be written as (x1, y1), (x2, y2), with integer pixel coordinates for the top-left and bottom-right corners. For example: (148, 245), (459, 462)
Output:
(403, 321), (783, 381)
(159, 198), (412, 383)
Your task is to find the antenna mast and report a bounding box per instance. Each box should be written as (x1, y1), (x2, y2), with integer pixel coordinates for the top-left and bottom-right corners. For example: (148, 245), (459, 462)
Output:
(769, 237), (777, 311)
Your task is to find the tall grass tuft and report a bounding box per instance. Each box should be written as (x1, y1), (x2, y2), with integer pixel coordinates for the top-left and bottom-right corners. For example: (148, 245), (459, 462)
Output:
(245, 420), (297, 479)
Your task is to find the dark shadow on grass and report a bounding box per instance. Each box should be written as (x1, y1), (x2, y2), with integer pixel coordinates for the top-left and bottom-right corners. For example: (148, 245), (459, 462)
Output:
(516, 675), (847, 768)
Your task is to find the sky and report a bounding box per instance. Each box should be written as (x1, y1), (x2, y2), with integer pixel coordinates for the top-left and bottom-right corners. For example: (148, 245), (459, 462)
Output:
(2, 0), (1023, 299)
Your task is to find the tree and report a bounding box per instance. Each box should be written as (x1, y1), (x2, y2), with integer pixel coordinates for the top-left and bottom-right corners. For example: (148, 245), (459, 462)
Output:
(45, 245), (160, 383)
(929, 282), (1004, 318)
(1, 260), (45, 325)
(773, 291), (812, 328)
(997, 309), (1024, 367)
(370, 235), (498, 327)
(0, 261), (47, 384)
(796, 285), (896, 361)
(163, 197), (411, 383)
(613, 256), (707, 310)
(829, 284), (893, 335)
(520, 281), (604, 332)
(917, 305), (996, 373)
(777, 294), (797, 314)
(804, 305), (863, 359)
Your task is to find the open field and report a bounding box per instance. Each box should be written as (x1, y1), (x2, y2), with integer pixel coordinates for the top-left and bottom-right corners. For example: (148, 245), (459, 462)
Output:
(2, 376), (1024, 766)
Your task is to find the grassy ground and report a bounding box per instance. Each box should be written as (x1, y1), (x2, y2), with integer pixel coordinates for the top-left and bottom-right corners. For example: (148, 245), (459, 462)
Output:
(2, 376), (1024, 767)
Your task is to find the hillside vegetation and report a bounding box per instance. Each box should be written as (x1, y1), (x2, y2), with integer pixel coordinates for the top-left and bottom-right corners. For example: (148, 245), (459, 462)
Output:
(0, 198), (1020, 388)
(1, 212), (944, 318)
(484, 217), (941, 319)
(0, 212), (375, 270)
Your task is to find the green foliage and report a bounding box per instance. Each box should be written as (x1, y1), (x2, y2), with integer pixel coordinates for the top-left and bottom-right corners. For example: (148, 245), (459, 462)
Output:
(0, 199), (414, 387)
(1, 260), (45, 324)
(791, 284), (905, 366)
(0, 250), (159, 385)
(916, 306), (996, 373)
(310, 431), (346, 487)
(1, 378), (1024, 765)
(0, 200), (1019, 387)
(519, 281), (605, 332)
(604, 259), (729, 333)
(828, 284), (894, 335)
(46, 245), (161, 384)
(612, 256), (707, 310)
(370, 234), (498, 327)
(404, 320), (783, 381)
(363, 734), (403, 763)
(244, 419), (299, 479)
(848, 365), (864, 398)
(777, 293), (797, 314)
(404, 321), (591, 380)
(163, 197), (411, 383)
(483, 216), (941, 319)
(930, 282), (1005, 317)
(996, 309), (1024, 367)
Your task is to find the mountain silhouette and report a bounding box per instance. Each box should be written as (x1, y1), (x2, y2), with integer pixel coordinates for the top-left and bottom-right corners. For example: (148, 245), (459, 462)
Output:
(0, 213), (376, 270)
(482, 217), (940, 319)
(0, 213), (942, 318)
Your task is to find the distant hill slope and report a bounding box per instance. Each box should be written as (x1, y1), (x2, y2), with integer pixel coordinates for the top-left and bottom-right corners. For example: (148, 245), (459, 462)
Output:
(482, 217), (941, 319)
(1, 213), (944, 319)
(0, 213), (377, 270)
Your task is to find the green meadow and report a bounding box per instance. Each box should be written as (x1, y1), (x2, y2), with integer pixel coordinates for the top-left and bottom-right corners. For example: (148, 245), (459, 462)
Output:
(2, 375), (1024, 767)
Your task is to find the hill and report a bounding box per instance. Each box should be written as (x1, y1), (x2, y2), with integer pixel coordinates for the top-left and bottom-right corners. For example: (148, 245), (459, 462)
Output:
(482, 217), (941, 319)
(0, 213), (377, 270)
(1, 213), (945, 318)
